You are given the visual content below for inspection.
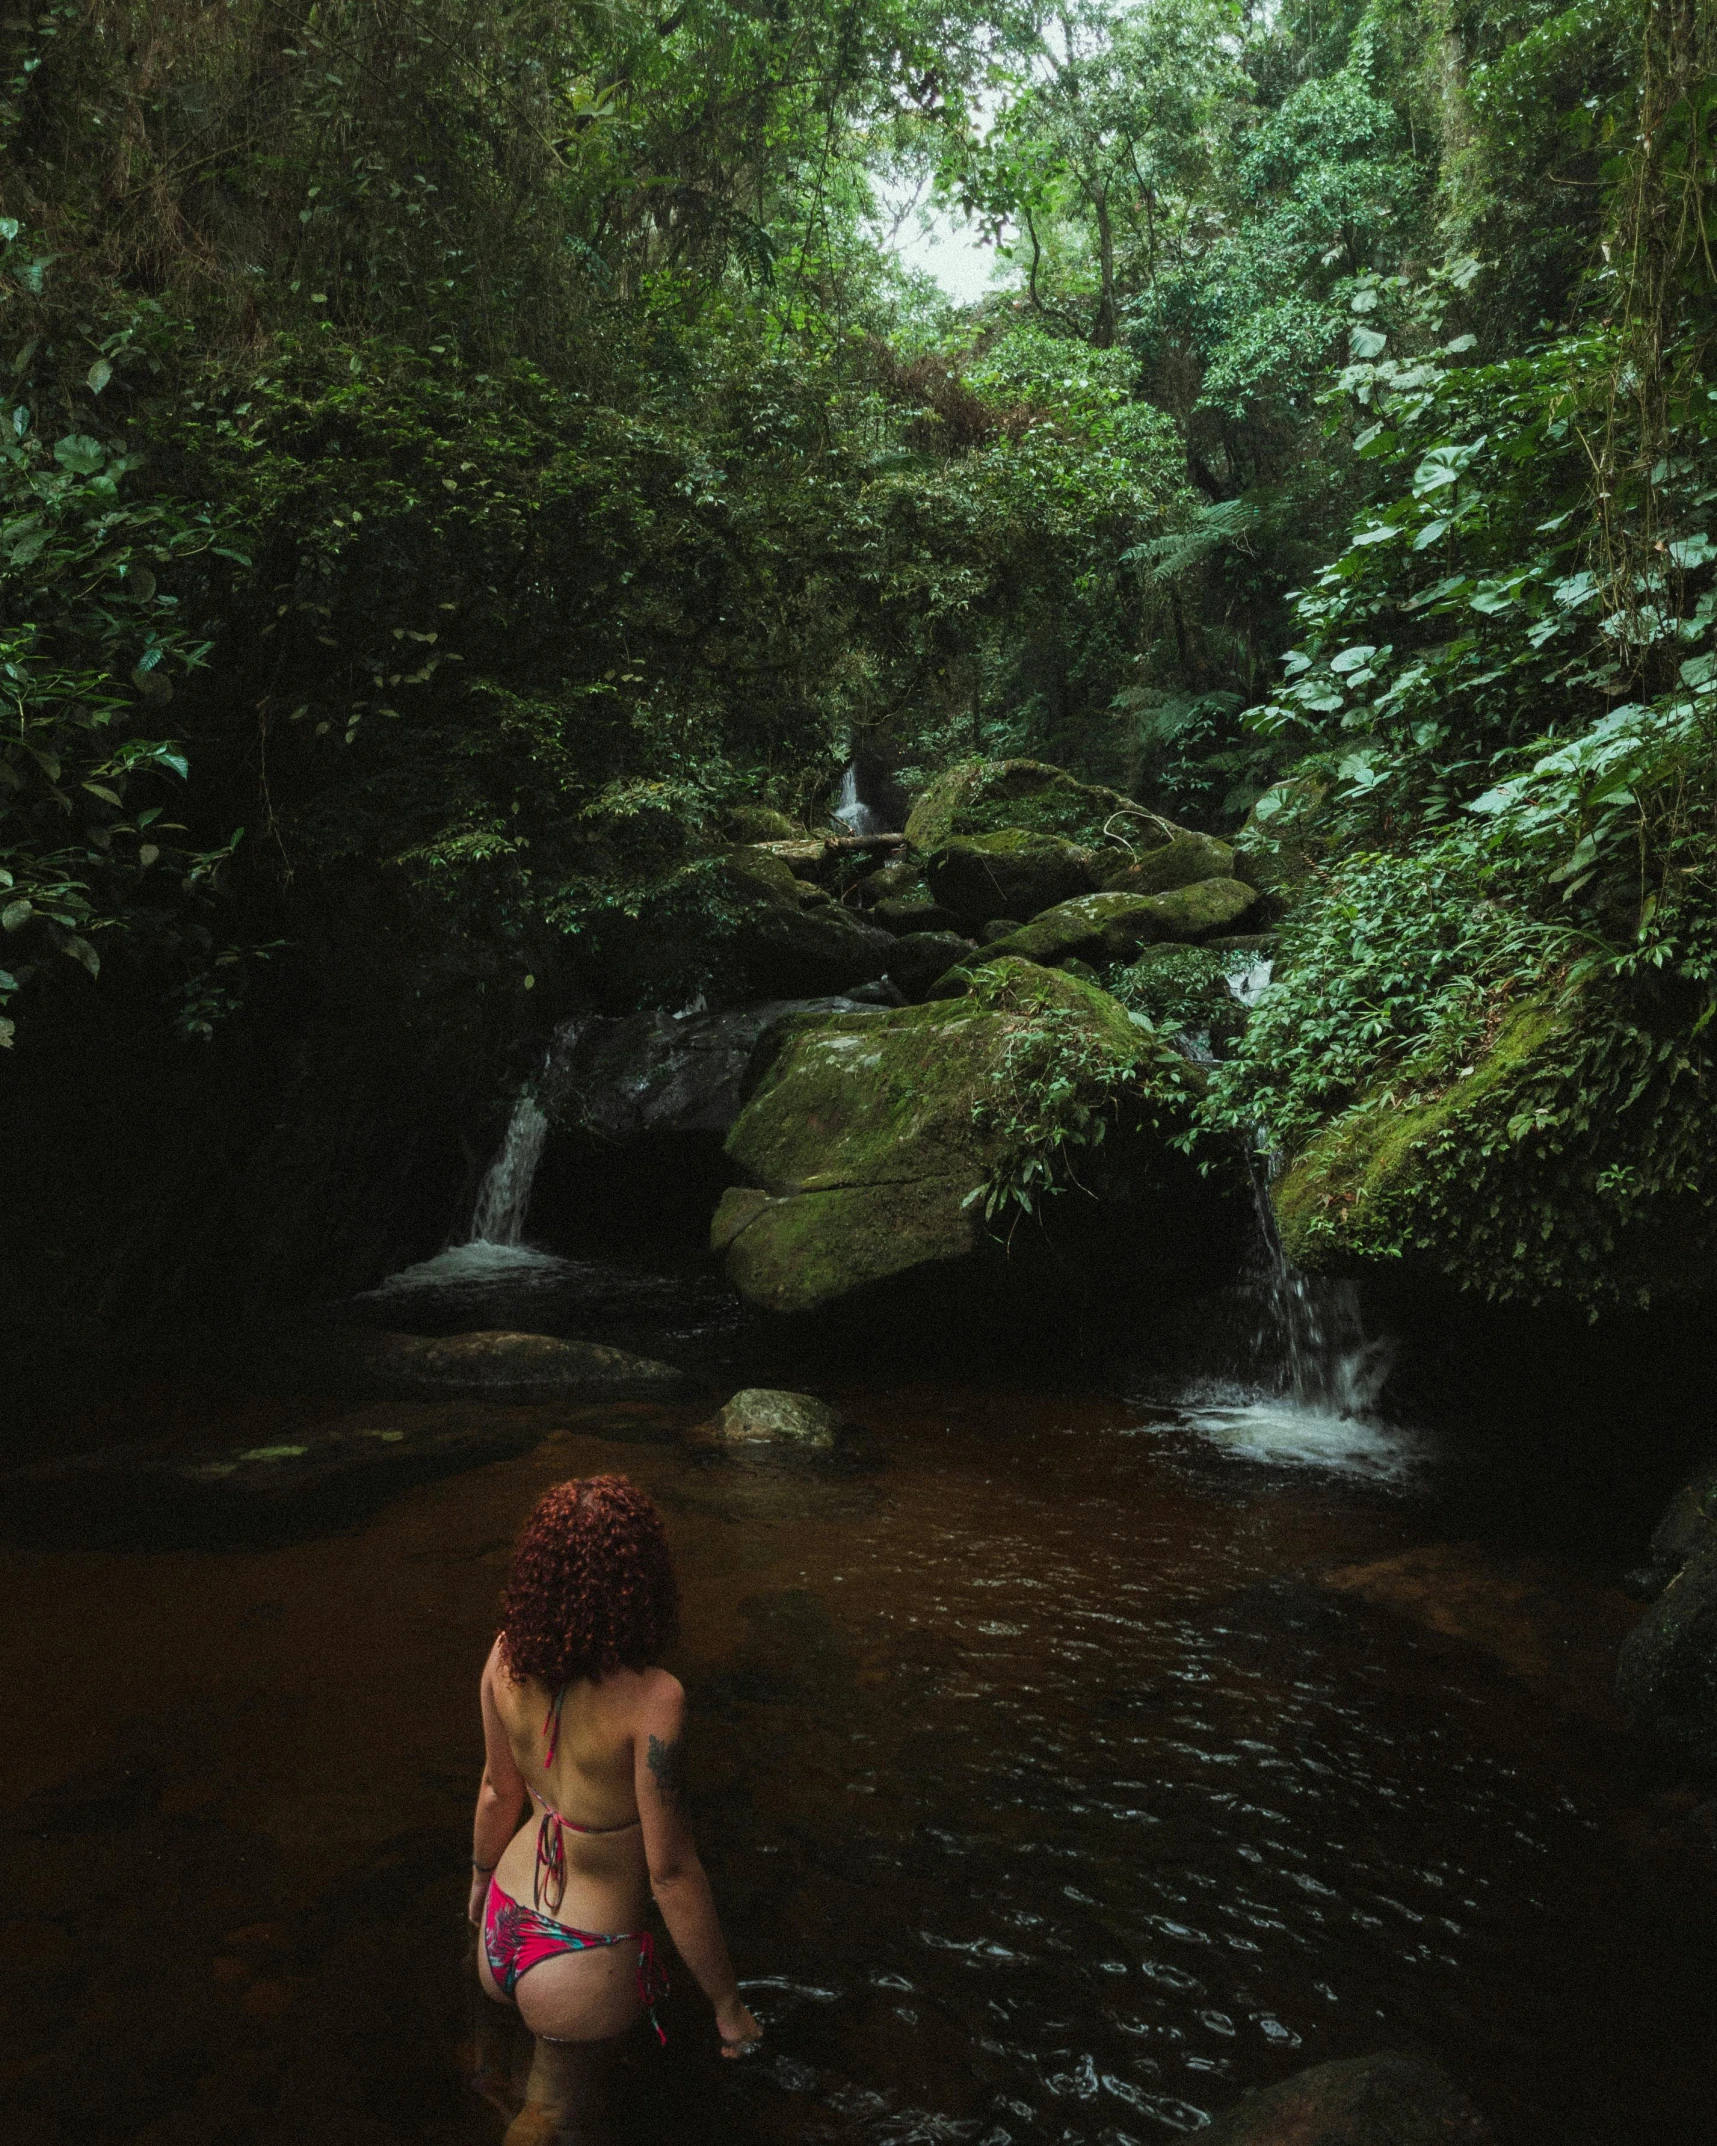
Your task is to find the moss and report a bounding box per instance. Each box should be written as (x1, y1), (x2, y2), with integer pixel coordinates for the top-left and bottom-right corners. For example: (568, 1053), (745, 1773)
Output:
(727, 805), (801, 843)
(925, 829), (1101, 923)
(1102, 832), (1236, 896)
(971, 892), (1163, 967)
(717, 958), (1177, 1310)
(1271, 985), (1717, 1305)
(1135, 877), (1259, 940)
(1274, 994), (1566, 1269)
(905, 756), (1180, 854)
(715, 1177), (981, 1314)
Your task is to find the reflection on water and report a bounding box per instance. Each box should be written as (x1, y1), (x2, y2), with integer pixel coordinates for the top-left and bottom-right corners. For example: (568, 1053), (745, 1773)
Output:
(1, 1386), (1711, 2146)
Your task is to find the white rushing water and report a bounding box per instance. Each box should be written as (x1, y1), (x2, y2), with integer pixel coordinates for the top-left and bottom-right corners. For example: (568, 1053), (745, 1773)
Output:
(833, 761), (885, 838)
(468, 1094), (550, 1246)
(1150, 954), (1423, 1480)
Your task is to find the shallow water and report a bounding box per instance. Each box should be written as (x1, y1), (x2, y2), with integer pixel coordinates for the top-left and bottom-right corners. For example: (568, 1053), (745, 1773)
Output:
(2, 1381), (1712, 2146)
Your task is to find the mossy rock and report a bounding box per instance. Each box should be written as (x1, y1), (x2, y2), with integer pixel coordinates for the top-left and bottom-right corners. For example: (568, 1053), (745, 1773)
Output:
(884, 929), (975, 1001)
(925, 829), (1102, 925)
(1103, 831), (1236, 896)
(978, 892), (1165, 968)
(587, 849), (896, 1010)
(1270, 972), (1717, 1307)
(712, 958), (1159, 1314)
(727, 805), (801, 843)
(905, 756), (1182, 855)
(873, 884), (963, 935)
(1274, 995), (1571, 1275)
(1135, 876), (1259, 941)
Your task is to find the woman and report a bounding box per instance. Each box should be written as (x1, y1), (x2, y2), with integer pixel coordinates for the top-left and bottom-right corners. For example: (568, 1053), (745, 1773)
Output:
(468, 1475), (762, 2142)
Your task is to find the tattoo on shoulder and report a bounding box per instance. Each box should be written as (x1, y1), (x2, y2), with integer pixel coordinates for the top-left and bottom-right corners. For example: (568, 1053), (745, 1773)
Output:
(646, 1732), (686, 1801)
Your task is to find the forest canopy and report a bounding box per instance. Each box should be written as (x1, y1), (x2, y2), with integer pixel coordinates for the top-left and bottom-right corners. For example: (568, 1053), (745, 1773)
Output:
(1, 0), (1713, 1304)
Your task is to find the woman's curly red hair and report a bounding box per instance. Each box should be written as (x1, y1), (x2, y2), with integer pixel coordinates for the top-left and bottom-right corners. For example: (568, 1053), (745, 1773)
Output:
(499, 1475), (679, 1691)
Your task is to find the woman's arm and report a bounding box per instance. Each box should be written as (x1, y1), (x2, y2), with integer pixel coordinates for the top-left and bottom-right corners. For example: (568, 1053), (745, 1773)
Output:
(633, 1674), (762, 2054)
(469, 1641), (528, 1924)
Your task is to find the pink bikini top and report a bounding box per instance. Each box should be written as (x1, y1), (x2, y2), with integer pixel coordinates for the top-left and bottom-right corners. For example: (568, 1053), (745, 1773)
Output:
(532, 1683), (641, 1910)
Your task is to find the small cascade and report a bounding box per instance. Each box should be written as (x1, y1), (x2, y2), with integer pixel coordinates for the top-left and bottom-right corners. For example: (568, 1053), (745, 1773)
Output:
(469, 1094), (550, 1246)
(833, 761), (885, 838)
(1245, 1151), (1394, 1418)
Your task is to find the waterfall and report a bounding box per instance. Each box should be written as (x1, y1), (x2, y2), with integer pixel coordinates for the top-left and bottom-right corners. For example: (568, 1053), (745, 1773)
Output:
(1246, 1151), (1394, 1418)
(469, 1094), (550, 1246)
(460, 1017), (596, 1248)
(833, 761), (884, 838)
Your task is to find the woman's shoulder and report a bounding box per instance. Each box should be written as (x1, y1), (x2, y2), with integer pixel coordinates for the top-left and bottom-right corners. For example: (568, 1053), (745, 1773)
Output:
(603, 1663), (684, 1727)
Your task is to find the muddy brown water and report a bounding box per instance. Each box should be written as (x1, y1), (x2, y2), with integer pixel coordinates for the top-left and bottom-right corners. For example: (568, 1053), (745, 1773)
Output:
(2, 1382), (1713, 2145)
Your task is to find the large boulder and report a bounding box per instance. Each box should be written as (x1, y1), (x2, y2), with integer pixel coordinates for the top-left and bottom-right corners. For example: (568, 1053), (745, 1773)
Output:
(973, 892), (1165, 968)
(1200, 2052), (1492, 2145)
(548, 998), (870, 1138)
(925, 830), (1102, 925)
(1103, 830), (1238, 896)
(1132, 875), (1259, 941)
(883, 930), (975, 1001)
(1618, 1459), (1717, 1770)
(905, 756), (1183, 854)
(710, 959), (1189, 1315)
(586, 848), (895, 1009)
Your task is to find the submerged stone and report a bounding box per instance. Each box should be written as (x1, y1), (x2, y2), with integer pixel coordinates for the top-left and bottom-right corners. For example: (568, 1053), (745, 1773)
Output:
(699, 1387), (842, 1448)
(1200, 2051), (1493, 2144)
(345, 1328), (692, 1399)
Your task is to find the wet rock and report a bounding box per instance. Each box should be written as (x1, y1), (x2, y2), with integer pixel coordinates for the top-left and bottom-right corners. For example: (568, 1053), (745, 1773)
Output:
(551, 997), (872, 1139)
(1201, 2052), (1493, 2145)
(845, 977), (908, 1007)
(885, 930), (977, 1001)
(979, 917), (1023, 944)
(1618, 1460), (1717, 1770)
(1102, 830), (1237, 896)
(904, 755), (1184, 854)
(712, 958), (1186, 1315)
(925, 830), (1102, 926)
(698, 1388), (841, 1448)
(345, 1328), (693, 1399)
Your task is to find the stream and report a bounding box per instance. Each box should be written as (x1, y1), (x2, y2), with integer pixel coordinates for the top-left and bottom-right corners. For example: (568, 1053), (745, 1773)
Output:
(4, 1312), (1714, 2146)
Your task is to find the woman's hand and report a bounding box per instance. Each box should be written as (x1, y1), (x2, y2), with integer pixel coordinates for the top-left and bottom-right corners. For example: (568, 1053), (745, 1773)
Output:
(468, 1867), (492, 1928)
(715, 1994), (763, 2057)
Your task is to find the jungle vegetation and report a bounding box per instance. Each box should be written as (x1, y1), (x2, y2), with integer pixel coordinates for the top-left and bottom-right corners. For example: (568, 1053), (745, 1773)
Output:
(1, 0), (1713, 1305)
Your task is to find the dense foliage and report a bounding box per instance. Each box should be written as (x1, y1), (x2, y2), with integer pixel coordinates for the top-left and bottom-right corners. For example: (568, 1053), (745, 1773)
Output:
(3, 0), (1713, 1308)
